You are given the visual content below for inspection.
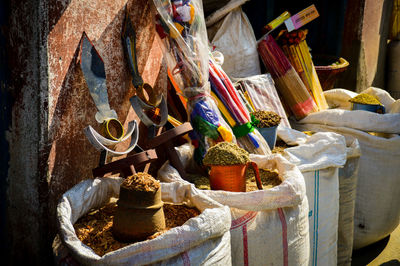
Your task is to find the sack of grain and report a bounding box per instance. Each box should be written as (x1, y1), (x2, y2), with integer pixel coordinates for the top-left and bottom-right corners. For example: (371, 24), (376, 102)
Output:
(54, 177), (232, 265)
(207, 5), (261, 78)
(294, 87), (400, 249)
(159, 153), (310, 266)
(337, 138), (361, 266)
(278, 127), (358, 266)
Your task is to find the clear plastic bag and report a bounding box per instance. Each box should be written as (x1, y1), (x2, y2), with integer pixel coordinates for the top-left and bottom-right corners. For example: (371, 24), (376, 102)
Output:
(153, 0), (236, 164)
(234, 74), (291, 128)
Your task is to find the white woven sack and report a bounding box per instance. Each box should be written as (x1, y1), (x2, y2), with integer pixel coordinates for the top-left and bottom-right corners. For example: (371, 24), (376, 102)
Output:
(337, 138), (361, 266)
(158, 153), (310, 266)
(278, 128), (348, 266)
(295, 122), (400, 249)
(324, 87), (400, 113)
(55, 177), (232, 265)
(207, 7), (261, 78)
(295, 88), (400, 249)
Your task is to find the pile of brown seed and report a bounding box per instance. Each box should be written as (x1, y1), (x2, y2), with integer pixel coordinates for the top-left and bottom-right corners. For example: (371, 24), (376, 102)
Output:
(74, 203), (129, 256)
(203, 142), (250, 166)
(191, 175), (211, 190)
(272, 140), (290, 154)
(121, 172), (160, 192)
(74, 202), (200, 256)
(163, 203), (201, 228)
(251, 110), (281, 128)
(271, 139), (299, 154)
(245, 168), (282, 191)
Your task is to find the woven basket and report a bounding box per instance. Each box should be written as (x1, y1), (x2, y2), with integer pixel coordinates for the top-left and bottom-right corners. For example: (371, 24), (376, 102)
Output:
(314, 55), (349, 91)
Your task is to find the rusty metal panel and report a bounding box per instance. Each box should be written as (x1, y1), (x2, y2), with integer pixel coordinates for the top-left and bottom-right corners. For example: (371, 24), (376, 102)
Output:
(46, 0), (166, 234)
(7, 0), (167, 262)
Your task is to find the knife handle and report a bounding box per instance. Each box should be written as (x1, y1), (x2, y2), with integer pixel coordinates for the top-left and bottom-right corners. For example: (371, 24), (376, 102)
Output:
(122, 14), (144, 88)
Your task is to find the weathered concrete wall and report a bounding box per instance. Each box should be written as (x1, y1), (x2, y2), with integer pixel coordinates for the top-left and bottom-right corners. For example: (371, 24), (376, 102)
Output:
(7, 0), (46, 263)
(362, 0), (392, 88)
(7, 0), (166, 262)
(0, 0), (11, 262)
(339, 0), (392, 92)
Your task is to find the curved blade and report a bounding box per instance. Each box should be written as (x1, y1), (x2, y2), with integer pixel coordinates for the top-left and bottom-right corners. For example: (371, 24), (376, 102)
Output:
(122, 12), (143, 88)
(84, 120), (139, 156)
(80, 32), (117, 122)
(130, 95), (168, 128)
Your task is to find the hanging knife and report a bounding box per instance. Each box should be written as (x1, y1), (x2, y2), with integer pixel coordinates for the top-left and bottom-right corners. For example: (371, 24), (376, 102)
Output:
(122, 12), (168, 137)
(80, 32), (138, 156)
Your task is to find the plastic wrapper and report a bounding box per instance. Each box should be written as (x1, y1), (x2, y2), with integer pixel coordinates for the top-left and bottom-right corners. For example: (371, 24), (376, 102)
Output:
(153, 0), (236, 164)
(257, 34), (318, 120)
(186, 86), (236, 164)
(154, 0), (209, 89)
(234, 74), (291, 128)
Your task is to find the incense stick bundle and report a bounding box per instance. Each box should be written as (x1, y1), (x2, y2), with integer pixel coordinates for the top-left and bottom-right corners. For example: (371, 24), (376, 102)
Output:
(237, 89), (255, 113)
(278, 30), (328, 110)
(209, 59), (272, 155)
(258, 35), (318, 119)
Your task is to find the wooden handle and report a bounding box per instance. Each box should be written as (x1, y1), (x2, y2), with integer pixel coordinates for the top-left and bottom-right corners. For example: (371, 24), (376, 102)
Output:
(92, 149), (157, 178)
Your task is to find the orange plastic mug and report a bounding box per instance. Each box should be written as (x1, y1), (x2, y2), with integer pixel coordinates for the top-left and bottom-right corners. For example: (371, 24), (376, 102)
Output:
(209, 162), (263, 192)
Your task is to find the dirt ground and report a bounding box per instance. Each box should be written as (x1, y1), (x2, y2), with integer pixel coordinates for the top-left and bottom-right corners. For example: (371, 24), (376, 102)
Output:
(352, 224), (400, 265)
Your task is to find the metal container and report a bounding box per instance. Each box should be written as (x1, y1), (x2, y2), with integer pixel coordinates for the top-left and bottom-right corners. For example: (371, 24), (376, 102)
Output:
(257, 126), (278, 150)
(113, 186), (165, 242)
(352, 103), (385, 114)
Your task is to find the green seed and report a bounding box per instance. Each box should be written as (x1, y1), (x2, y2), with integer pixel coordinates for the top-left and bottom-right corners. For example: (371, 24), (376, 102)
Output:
(251, 110), (281, 128)
(203, 142), (250, 166)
